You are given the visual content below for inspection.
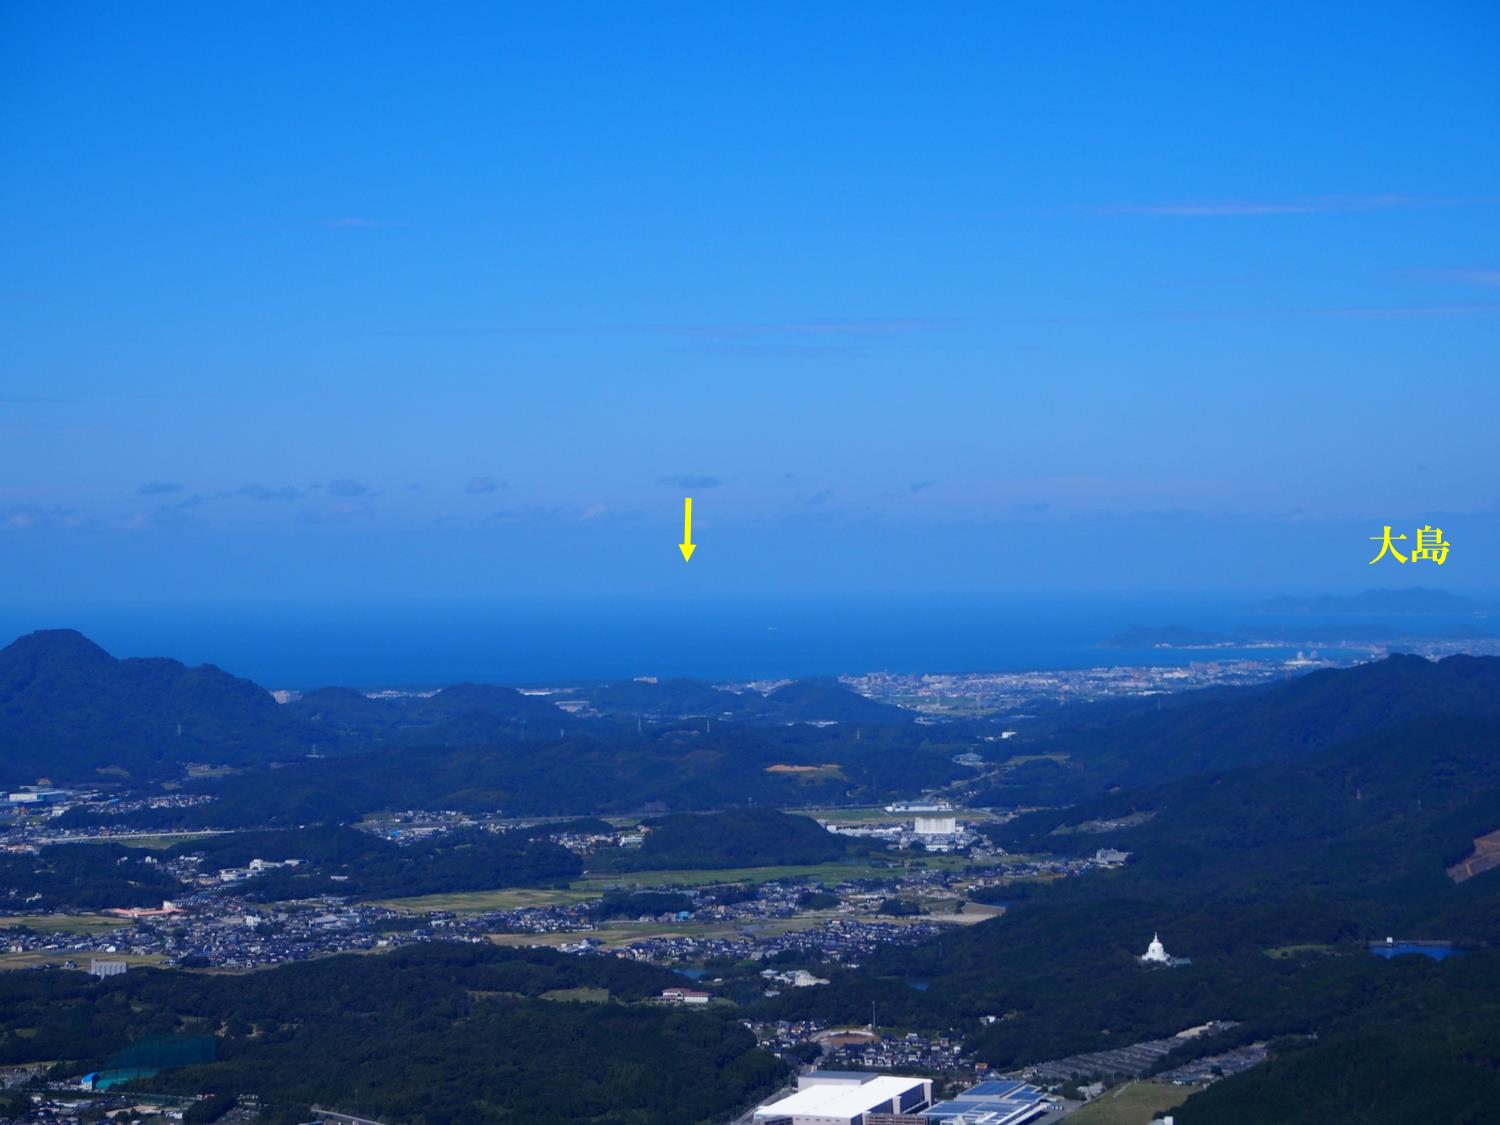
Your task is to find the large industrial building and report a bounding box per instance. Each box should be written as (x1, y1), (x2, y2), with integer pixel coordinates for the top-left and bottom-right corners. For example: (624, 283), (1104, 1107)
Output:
(913, 814), (959, 836)
(753, 1071), (932, 1125)
(918, 1079), (1050, 1123)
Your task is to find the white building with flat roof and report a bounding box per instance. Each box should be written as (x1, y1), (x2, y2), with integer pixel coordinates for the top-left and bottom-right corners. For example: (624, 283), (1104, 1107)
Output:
(754, 1072), (931, 1125)
(914, 815), (958, 836)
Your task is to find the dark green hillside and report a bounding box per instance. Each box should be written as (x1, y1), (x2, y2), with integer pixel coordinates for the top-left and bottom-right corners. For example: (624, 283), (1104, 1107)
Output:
(562, 676), (916, 727)
(0, 629), (917, 792)
(0, 843), (184, 911)
(764, 678), (916, 724)
(595, 808), (861, 872)
(288, 682), (582, 744)
(1175, 954), (1500, 1125)
(558, 678), (762, 719)
(164, 825), (581, 900)
(0, 630), (322, 785)
(765, 714), (1500, 1081)
(1003, 653), (1500, 793)
(60, 719), (970, 829)
(0, 944), (787, 1125)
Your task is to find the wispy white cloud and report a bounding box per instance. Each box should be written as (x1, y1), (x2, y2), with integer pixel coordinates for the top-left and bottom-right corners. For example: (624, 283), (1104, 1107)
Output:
(0, 504), (81, 531)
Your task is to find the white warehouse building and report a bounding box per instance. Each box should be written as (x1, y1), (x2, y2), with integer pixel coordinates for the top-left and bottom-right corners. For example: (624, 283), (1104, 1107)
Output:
(913, 815), (958, 836)
(754, 1072), (932, 1125)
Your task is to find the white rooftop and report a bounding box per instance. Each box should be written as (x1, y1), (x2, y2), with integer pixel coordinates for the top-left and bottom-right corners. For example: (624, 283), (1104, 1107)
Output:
(755, 1075), (926, 1120)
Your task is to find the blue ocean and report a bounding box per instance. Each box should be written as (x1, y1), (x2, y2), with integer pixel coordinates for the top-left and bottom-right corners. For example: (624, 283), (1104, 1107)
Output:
(0, 593), (1415, 690)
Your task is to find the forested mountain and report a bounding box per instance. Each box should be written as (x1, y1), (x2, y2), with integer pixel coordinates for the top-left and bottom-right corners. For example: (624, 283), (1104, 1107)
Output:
(287, 683), (585, 745)
(1247, 586), (1481, 614)
(0, 630), (918, 790)
(57, 718), (972, 828)
(0, 630), (319, 785)
(991, 653), (1500, 797)
(767, 673), (1500, 1121)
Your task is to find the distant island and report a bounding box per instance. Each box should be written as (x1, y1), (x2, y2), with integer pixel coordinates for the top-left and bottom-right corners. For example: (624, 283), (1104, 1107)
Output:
(1247, 587), (1480, 615)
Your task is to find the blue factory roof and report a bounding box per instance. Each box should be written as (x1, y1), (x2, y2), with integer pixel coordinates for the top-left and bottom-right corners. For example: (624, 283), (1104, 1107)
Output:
(921, 1078), (1048, 1124)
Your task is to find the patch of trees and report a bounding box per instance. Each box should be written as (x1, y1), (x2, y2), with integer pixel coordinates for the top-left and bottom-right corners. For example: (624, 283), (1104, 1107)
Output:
(0, 843), (183, 911)
(169, 827), (582, 901)
(181, 1093), (236, 1125)
(593, 809), (862, 872)
(0, 944), (786, 1125)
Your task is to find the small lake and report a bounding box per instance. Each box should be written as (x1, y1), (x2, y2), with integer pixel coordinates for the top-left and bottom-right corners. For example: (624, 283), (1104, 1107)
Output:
(1370, 941), (1463, 962)
(675, 967), (707, 980)
(907, 980), (930, 992)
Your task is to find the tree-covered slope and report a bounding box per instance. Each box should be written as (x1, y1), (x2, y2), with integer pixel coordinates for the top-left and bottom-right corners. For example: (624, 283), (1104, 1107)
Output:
(0, 944), (788, 1125)
(1010, 653), (1500, 792)
(0, 630), (321, 785)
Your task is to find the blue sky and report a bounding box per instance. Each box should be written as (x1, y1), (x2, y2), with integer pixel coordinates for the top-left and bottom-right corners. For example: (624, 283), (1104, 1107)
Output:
(2, 2), (1497, 603)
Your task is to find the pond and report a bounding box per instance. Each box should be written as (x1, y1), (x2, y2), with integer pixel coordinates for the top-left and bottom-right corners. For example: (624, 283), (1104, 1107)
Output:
(1370, 941), (1463, 961)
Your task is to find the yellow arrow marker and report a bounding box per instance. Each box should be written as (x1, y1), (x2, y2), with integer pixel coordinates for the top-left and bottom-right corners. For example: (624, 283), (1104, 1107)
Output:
(678, 497), (696, 562)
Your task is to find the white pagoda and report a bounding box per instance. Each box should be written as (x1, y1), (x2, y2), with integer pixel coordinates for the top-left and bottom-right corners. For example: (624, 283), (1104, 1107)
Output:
(1140, 932), (1171, 964)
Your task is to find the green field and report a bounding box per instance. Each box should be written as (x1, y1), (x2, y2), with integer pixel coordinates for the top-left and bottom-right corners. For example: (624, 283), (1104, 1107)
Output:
(1066, 1081), (1200, 1125)
(372, 853), (1018, 914)
(492, 912), (864, 950)
(795, 806), (904, 825)
(575, 860), (894, 890)
(0, 951), (166, 972)
(580, 853), (1009, 891)
(1265, 942), (1341, 959)
(0, 913), (131, 935)
(66, 831), (224, 850)
(539, 986), (609, 1003)
(372, 886), (597, 912)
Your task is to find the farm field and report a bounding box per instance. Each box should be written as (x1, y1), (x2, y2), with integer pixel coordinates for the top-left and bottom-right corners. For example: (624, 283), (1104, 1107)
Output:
(371, 886), (597, 912)
(373, 854), (1020, 913)
(0, 914), (130, 935)
(0, 951), (166, 972)
(1066, 1081), (1200, 1125)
